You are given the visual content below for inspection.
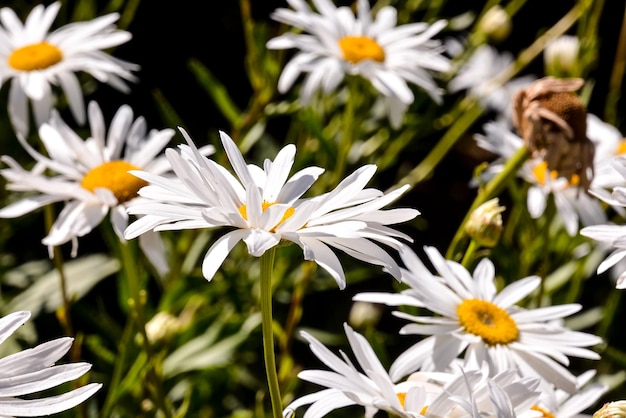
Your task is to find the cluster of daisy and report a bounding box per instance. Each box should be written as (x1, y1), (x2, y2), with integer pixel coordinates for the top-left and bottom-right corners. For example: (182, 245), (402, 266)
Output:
(0, 0), (623, 417)
(0, 1), (140, 414)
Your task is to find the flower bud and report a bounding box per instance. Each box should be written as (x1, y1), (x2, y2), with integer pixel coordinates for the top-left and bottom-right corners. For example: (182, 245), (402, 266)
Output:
(145, 311), (181, 343)
(477, 6), (511, 43)
(593, 401), (626, 418)
(544, 35), (580, 77)
(464, 198), (505, 247)
(349, 301), (382, 330)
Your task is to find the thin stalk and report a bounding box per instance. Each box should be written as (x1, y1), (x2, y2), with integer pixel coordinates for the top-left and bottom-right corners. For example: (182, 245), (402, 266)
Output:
(389, 3), (582, 195)
(390, 98), (484, 193)
(605, 7), (626, 124)
(260, 247), (282, 418)
(43, 206), (74, 339)
(446, 146), (529, 260)
(332, 76), (358, 187)
(99, 318), (135, 417)
(461, 239), (480, 269)
(118, 240), (173, 418)
(533, 195), (557, 307)
(598, 287), (623, 340)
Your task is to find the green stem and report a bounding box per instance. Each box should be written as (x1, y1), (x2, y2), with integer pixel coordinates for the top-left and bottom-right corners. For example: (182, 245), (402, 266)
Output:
(332, 76), (358, 187)
(260, 247), (282, 418)
(446, 146), (530, 261)
(598, 287), (623, 340)
(43, 206), (74, 337)
(100, 318), (135, 417)
(605, 7), (626, 124)
(118, 240), (173, 418)
(461, 239), (480, 269)
(390, 99), (484, 192)
(530, 196), (556, 307)
(390, 3), (582, 196)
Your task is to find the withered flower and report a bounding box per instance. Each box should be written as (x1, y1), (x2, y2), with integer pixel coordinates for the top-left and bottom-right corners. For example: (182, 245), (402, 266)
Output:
(512, 76), (595, 191)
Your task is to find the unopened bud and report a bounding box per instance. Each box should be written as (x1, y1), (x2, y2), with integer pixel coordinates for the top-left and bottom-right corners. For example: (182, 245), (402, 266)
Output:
(349, 301), (382, 330)
(477, 6), (511, 43)
(145, 311), (181, 343)
(464, 198), (505, 247)
(593, 401), (626, 418)
(544, 35), (580, 77)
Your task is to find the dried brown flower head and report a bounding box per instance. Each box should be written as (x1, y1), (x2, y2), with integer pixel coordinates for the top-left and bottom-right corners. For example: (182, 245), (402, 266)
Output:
(512, 76), (594, 191)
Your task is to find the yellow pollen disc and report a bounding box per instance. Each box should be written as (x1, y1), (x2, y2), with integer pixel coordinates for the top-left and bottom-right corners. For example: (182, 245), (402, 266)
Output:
(532, 160), (579, 187)
(238, 200), (295, 230)
(457, 299), (519, 345)
(617, 139), (626, 155)
(396, 393), (428, 414)
(81, 161), (147, 204)
(531, 405), (555, 418)
(8, 42), (63, 71)
(532, 161), (555, 185)
(397, 392), (406, 408)
(339, 36), (385, 64)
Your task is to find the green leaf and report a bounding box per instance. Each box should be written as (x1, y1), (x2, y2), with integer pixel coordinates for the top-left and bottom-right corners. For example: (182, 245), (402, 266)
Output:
(188, 58), (242, 127)
(4, 254), (120, 317)
(163, 312), (261, 378)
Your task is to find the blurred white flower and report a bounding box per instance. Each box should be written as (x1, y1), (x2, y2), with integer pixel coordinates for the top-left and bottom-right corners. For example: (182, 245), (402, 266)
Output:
(284, 323), (541, 418)
(448, 45), (535, 123)
(581, 157), (626, 289)
(266, 0), (450, 128)
(0, 101), (185, 274)
(125, 129), (418, 289)
(533, 370), (608, 417)
(0, 311), (101, 416)
(353, 246), (602, 393)
(473, 121), (606, 236)
(587, 114), (626, 192)
(0, 2), (138, 136)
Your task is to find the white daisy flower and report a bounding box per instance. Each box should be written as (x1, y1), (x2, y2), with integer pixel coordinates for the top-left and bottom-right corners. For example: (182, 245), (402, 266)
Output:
(473, 121), (606, 236)
(577, 118), (626, 288)
(284, 323), (541, 418)
(353, 246), (602, 393)
(0, 101), (184, 274)
(533, 370), (608, 417)
(447, 45), (535, 123)
(124, 129), (418, 289)
(587, 114), (626, 196)
(266, 0), (451, 128)
(580, 156), (626, 289)
(0, 310), (101, 416)
(0, 1), (138, 136)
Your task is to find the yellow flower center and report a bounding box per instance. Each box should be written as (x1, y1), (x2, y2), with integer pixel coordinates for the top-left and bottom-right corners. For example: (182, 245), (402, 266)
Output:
(81, 161), (147, 204)
(616, 139), (626, 155)
(532, 160), (579, 187)
(339, 36), (385, 64)
(395, 393), (428, 415)
(397, 392), (406, 408)
(238, 200), (295, 231)
(457, 299), (519, 345)
(8, 42), (63, 71)
(531, 405), (555, 418)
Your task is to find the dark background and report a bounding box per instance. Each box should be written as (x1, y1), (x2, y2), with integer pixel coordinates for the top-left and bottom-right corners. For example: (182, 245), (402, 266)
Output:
(3, 1), (626, 412)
